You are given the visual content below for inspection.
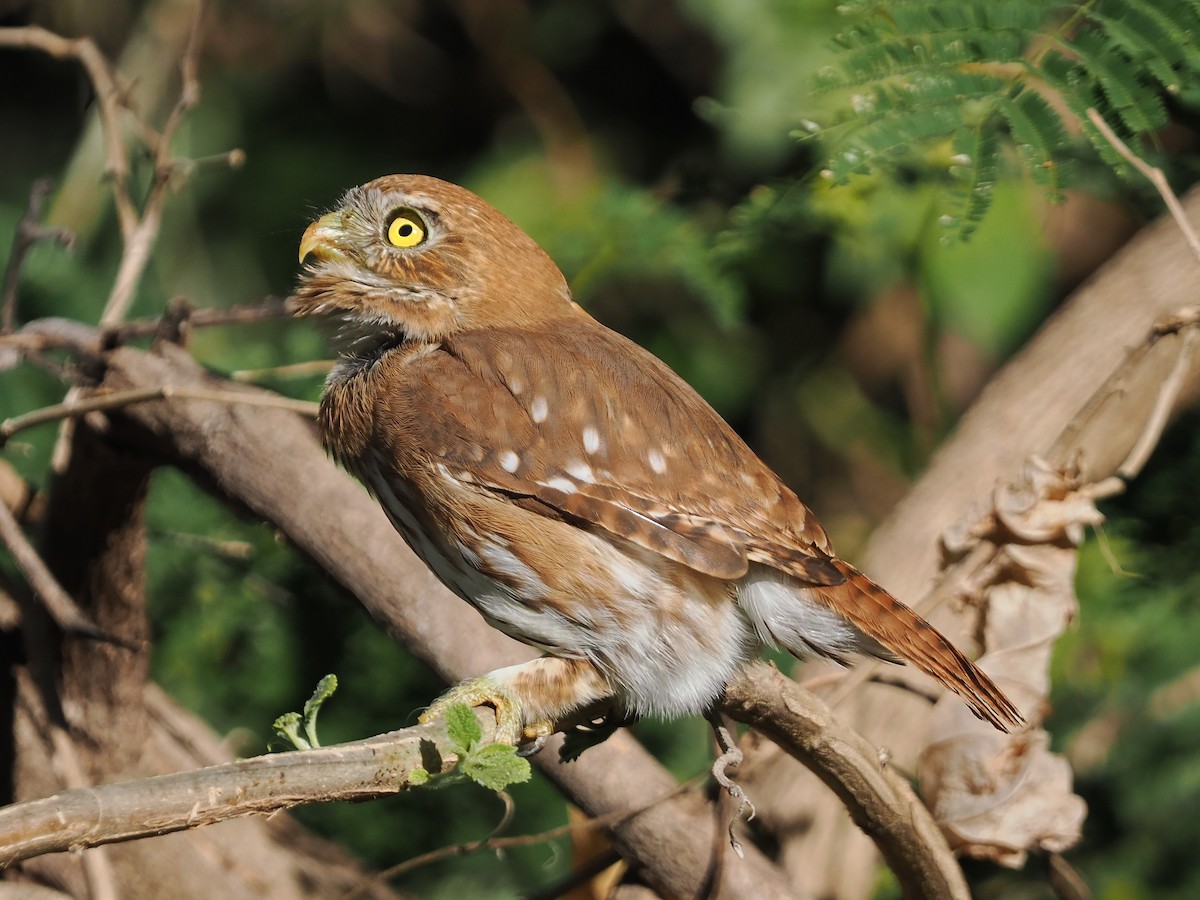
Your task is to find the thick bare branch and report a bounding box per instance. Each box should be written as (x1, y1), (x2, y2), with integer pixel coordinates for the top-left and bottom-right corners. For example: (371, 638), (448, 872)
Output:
(0, 711), (494, 867)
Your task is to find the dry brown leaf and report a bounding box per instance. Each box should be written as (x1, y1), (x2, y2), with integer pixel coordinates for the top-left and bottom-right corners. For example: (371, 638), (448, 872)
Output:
(918, 730), (1086, 867)
(918, 459), (1095, 865)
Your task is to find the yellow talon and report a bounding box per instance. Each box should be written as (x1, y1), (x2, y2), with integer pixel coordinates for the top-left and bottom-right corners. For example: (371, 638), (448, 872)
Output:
(419, 677), (525, 745)
(523, 720), (552, 742)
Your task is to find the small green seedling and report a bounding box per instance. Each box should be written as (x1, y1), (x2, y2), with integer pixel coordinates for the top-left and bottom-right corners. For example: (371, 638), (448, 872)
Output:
(273, 673), (338, 750)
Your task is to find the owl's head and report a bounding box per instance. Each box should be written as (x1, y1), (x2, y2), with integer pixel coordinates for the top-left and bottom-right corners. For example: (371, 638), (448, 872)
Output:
(290, 174), (575, 353)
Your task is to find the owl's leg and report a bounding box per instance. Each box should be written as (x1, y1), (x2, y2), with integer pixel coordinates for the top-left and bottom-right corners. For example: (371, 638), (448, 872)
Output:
(420, 657), (613, 748)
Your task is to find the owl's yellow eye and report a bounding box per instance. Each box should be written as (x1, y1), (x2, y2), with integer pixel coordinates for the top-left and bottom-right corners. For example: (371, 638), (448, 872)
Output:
(386, 209), (427, 249)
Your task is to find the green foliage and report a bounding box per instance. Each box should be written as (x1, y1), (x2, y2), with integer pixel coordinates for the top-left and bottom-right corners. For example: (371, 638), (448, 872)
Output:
(810, 0), (1200, 236)
(273, 674), (338, 751)
(445, 704), (484, 749)
(444, 705), (532, 792)
(683, 0), (847, 168)
(459, 744), (532, 792)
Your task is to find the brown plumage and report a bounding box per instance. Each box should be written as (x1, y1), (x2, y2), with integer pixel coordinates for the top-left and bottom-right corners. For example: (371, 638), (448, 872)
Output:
(290, 174), (1022, 740)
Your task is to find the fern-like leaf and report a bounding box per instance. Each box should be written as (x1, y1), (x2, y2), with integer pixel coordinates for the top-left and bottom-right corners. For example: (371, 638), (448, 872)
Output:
(997, 88), (1072, 192)
(946, 120), (1001, 238)
(811, 0), (1200, 237)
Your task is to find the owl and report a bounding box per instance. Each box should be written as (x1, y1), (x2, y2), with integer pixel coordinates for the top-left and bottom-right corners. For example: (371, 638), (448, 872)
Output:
(290, 174), (1020, 747)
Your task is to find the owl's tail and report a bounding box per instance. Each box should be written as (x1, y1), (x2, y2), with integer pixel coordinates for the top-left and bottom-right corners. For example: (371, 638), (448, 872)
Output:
(805, 559), (1023, 732)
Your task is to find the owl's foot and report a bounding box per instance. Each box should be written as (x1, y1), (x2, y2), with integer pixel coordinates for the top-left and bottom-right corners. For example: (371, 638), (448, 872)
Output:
(419, 678), (551, 749)
(422, 658), (614, 755)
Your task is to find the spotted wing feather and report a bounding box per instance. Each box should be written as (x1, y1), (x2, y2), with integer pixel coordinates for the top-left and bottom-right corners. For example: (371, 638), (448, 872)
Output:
(378, 319), (845, 586)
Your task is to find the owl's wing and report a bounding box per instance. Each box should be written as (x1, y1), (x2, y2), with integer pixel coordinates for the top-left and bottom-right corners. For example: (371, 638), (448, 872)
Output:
(378, 320), (845, 586)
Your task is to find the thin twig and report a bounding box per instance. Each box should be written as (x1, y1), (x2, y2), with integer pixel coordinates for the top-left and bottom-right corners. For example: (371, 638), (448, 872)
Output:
(0, 385), (318, 447)
(231, 359), (334, 383)
(523, 848), (623, 900)
(1087, 108), (1200, 266)
(111, 297), (291, 340)
(866, 673), (941, 705)
(1118, 326), (1200, 479)
(1, 387), (164, 446)
(0, 496), (108, 642)
(341, 792), (515, 900)
(0, 27), (135, 233)
(341, 779), (696, 899)
(0, 302), (292, 362)
(2, 179), (74, 334)
(1047, 851), (1092, 900)
(99, 0), (208, 327)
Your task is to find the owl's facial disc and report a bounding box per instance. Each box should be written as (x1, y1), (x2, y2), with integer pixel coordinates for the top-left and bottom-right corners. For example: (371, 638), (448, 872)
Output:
(292, 174), (580, 353)
(292, 191), (471, 348)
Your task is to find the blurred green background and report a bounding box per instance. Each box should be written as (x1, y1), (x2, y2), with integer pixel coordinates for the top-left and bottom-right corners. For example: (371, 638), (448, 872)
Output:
(1, 1), (1198, 897)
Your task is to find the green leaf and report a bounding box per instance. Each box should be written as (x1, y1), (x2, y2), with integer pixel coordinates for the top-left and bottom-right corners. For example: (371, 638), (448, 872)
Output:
(271, 675), (338, 751)
(445, 703), (483, 752)
(301, 673), (338, 749)
(944, 116), (1000, 240)
(303, 673), (339, 716)
(409, 767), (430, 787)
(460, 743), (533, 791)
(272, 712), (308, 750)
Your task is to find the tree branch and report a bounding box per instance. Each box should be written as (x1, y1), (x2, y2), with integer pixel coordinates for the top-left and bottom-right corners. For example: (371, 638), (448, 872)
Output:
(0, 490), (107, 642)
(98, 0), (209, 327)
(0, 711), (495, 867)
(1, 179), (74, 335)
(721, 663), (968, 900)
(0, 27), (135, 233)
(766, 187), (1200, 897)
(1087, 108), (1200, 264)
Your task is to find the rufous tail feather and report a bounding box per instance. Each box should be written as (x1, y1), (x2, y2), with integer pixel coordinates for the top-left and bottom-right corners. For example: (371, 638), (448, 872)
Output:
(812, 560), (1023, 731)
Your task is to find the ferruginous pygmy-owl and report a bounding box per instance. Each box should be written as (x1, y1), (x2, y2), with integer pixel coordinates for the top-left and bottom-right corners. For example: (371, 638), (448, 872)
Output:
(291, 174), (1021, 746)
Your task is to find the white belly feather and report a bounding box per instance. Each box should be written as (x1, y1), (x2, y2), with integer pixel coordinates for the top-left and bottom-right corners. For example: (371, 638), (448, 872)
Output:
(361, 453), (754, 718)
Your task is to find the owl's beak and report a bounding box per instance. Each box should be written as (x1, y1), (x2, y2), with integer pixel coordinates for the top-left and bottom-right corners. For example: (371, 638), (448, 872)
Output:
(299, 212), (349, 265)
